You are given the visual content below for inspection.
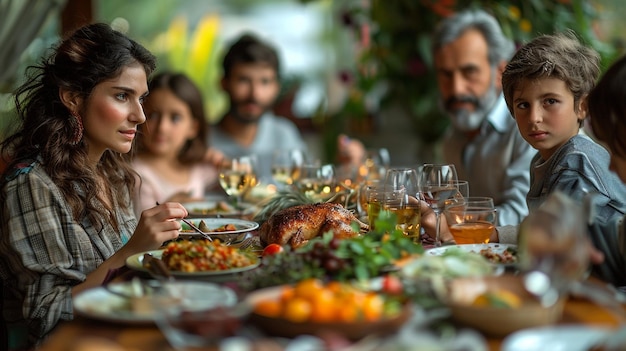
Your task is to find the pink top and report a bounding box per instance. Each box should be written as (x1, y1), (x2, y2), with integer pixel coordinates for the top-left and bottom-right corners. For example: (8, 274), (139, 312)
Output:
(131, 158), (218, 217)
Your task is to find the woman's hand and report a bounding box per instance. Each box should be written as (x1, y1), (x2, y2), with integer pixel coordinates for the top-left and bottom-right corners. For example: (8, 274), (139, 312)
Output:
(125, 202), (188, 254)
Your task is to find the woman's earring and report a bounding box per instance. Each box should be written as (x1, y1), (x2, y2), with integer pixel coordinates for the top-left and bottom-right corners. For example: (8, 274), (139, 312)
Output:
(69, 112), (84, 145)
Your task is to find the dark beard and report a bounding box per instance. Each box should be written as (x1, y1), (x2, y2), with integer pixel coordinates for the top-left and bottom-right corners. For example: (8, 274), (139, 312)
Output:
(228, 98), (271, 125)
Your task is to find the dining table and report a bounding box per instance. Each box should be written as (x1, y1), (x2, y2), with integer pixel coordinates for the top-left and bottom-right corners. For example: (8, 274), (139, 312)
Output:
(36, 275), (624, 351)
(32, 190), (626, 351)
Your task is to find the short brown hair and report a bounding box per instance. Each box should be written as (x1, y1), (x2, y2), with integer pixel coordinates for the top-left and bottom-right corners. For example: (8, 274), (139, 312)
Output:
(222, 33), (280, 79)
(502, 31), (600, 126)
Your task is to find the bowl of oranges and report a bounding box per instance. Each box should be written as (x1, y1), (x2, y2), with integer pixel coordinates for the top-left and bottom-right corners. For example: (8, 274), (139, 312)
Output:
(445, 274), (565, 337)
(245, 278), (412, 340)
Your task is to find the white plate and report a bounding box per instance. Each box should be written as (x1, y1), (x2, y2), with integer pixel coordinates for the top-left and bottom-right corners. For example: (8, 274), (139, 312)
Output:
(426, 243), (517, 266)
(179, 218), (259, 235)
(125, 249), (260, 281)
(182, 200), (256, 218)
(501, 325), (612, 351)
(73, 281), (237, 324)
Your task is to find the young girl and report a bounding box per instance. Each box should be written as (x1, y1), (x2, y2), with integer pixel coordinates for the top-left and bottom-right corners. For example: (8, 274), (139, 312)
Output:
(499, 32), (626, 284)
(0, 24), (187, 348)
(586, 54), (626, 286)
(132, 72), (218, 216)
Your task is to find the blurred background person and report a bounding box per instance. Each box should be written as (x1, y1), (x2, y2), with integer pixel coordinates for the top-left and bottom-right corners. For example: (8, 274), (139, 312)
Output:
(209, 32), (364, 184)
(432, 9), (535, 226)
(132, 72), (219, 216)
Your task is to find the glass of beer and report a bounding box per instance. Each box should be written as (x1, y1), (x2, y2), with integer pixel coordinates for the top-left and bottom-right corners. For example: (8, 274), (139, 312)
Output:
(381, 168), (421, 242)
(445, 197), (496, 244)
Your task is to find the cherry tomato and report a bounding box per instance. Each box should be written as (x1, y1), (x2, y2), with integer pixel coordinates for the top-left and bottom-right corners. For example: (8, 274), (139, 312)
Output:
(262, 243), (285, 256)
(381, 274), (403, 295)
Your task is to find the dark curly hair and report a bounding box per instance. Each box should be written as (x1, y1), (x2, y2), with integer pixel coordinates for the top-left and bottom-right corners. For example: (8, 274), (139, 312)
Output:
(0, 23), (156, 229)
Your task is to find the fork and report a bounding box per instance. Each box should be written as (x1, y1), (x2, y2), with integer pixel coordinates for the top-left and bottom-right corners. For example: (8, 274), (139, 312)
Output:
(156, 202), (212, 242)
(180, 218), (213, 242)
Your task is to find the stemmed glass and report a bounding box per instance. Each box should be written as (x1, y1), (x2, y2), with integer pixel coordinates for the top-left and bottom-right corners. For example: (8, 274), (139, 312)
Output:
(271, 149), (305, 188)
(295, 162), (335, 201)
(381, 168), (421, 242)
(418, 163), (458, 247)
(218, 155), (257, 209)
(517, 192), (590, 307)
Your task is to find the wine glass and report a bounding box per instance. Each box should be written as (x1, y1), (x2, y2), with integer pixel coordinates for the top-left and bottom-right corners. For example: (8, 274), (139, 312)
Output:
(271, 149), (305, 188)
(381, 168), (421, 242)
(418, 163), (458, 247)
(218, 156), (257, 209)
(295, 162), (336, 200)
(357, 179), (380, 220)
(362, 148), (391, 181)
(517, 192), (590, 307)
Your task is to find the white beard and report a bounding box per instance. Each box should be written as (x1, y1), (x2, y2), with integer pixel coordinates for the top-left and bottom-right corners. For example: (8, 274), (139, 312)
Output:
(443, 79), (500, 133)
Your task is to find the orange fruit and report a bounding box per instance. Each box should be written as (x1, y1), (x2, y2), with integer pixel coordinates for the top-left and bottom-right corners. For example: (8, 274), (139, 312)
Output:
(362, 293), (384, 321)
(283, 297), (312, 322)
(336, 303), (358, 322)
(254, 299), (282, 317)
(294, 278), (324, 301)
(326, 281), (343, 294)
(309, 288), (336, 323)
(280, 286), (295, 303)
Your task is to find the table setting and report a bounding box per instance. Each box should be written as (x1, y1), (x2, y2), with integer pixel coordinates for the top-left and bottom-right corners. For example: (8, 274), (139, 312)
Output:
(38, 161), (626, 351)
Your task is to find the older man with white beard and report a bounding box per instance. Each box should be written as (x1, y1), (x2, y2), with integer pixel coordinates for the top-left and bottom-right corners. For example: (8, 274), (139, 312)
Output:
(433, 9), (535, 226)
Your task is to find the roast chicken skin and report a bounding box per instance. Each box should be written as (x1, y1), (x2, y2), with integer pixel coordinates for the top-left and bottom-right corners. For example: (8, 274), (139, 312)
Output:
(259, 202), (367, 249)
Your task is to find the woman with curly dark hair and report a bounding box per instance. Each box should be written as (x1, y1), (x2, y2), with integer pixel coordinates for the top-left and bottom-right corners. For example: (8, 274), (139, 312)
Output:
(0, 23), (187, 348)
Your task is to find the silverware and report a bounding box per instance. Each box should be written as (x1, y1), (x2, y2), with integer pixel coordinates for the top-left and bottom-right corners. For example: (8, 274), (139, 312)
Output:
(180, 218), (213, 242)
(155, 201), (212, 242)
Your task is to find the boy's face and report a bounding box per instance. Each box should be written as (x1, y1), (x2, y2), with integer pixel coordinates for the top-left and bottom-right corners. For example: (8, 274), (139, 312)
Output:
(511, 77), (584, 160)
(221, 62), (280, 124)
(434, 29), (501, 132)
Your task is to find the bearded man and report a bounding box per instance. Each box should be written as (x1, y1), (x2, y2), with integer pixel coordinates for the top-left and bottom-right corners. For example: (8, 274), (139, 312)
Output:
(209, 33), (364, 184)
(208, 33), (307, 183)
(433, 9), (534, 226)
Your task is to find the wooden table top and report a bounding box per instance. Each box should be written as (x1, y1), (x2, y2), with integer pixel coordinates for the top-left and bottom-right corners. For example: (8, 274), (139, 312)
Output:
(38, 290), (623, 351)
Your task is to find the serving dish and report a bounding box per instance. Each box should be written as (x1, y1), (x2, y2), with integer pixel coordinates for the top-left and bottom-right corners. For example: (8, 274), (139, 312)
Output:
(426, 243), (518, 270)
(445, 274), (564, 337)
(245, 285), (412, 341)
(73, 280), (237, 324)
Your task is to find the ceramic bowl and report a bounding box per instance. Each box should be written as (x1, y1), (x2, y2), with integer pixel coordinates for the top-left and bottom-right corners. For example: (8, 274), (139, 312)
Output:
(445, 274), (565, 337)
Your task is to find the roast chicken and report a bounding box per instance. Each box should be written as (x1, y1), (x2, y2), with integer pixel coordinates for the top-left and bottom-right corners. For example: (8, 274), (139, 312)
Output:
(259, 202), (367, 249)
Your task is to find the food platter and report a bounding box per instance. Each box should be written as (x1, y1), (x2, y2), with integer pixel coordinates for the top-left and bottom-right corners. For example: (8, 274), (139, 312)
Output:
(125, 249), (260, 281)
(426, 243), (518, 268)
(245, 285), (413, 341)
(73, 280), (237, 324)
